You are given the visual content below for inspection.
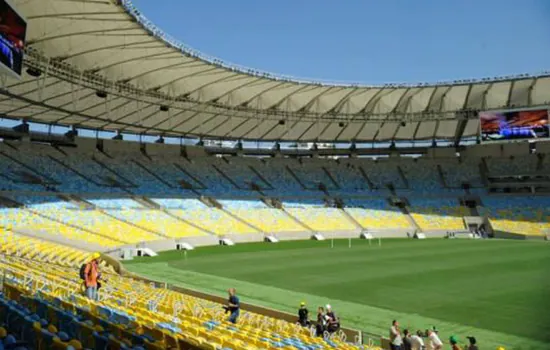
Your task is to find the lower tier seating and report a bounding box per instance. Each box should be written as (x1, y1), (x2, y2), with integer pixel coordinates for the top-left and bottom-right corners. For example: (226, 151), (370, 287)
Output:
(228, 208), (305, 233)
(168, 209), (258, 235)
(409, 199), (467, 231)
(480, 197), (550, 236)
(0, 229), (91, 268)
(285, 208), (357, 231)
(0, 256), (372, 350)
(344, 200), (411, 229)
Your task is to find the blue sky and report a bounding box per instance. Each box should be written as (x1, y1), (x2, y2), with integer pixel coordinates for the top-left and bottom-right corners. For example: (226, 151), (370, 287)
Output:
(131, 0), (550, 84)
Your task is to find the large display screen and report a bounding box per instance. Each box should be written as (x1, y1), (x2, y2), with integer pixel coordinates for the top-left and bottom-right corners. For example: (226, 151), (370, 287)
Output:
(480, 109), (549, 141)
(0, 0), (26, 78)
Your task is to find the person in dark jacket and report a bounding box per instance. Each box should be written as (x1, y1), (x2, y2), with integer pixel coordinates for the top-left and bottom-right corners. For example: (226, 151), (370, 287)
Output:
(315, 306), (326, 337)
(298, 302), (310, 327)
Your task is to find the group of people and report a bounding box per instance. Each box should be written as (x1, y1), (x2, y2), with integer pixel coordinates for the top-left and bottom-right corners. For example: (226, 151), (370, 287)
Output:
(81, 262), (491, 350)
(297, 302), (340, 336)
(390, 320), (479, 350)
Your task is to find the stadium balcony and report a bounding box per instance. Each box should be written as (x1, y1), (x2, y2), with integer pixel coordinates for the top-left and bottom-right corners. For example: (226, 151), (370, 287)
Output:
(408, 198), (467, 231)
(480, 196), (550, 237)
(0, 256), (371, 350)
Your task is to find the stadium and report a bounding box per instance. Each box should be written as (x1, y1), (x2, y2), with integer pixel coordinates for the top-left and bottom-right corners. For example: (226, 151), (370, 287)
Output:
(0, 0), (549, 349)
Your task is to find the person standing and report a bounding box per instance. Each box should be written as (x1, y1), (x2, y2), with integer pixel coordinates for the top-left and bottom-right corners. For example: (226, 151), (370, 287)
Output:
(84, 253), (101, 301)
(226, 288), (240, 324)
(427, 329), (442, 350)
(389, 320), (403, 350)
(449, 336), (462, 350)
(298, 302), (310, 327)
(315, 306), (326, 337)
(466, 336), (478, 350)
(402, 329), (413, 350)
(325, 304), (340, 333)
(410, 330), (425, 350)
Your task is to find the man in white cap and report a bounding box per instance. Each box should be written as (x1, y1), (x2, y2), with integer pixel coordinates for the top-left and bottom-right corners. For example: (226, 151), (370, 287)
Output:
(325, 304), (340, 333)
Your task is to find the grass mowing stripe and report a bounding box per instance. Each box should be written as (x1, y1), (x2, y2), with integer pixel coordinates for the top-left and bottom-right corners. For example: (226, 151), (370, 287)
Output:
(125, 239), (550, 349)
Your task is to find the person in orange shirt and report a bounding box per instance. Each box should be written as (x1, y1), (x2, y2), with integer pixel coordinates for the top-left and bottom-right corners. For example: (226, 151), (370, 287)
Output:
(84, 253), (101, 301)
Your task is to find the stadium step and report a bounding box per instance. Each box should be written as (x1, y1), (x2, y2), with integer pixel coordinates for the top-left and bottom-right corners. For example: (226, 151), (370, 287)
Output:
(281, 208), (314, 233)
(47, 155), (104, 187)
(57, 194), (94, 209)
(339, 208), (364, 230)
(211, 164), (242, 189)
(93, 157), (137, 188)
(284, 166), (307, 190)
(172, 162), (208, 189)
(132, 159), (178, 189)
(0, 151), (60, 185)
(99, 210), (169, 239)
(161, 209), (217, 235)
(322, 167), (341, 190)
(26, 209), (128, 245)
(357, 166), (375, 190)
(222, 208), (266, 234)
(248, 165), (274, 190)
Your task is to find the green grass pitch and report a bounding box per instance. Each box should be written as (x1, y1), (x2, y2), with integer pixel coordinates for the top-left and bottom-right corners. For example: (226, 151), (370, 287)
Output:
(125, 239), (550, 349)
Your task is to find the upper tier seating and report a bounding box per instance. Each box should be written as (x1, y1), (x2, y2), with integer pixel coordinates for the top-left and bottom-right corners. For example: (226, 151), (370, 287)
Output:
(409, 199), (467, 231)
(0, 141), (502, 196)
(326, 161), (371, 192)
(439, 158), (483, 188)
(362, 160), (406, 189)
(485, 155), (540, 176)
(480, 196), (550, 236)
(399, 159), (442, 192)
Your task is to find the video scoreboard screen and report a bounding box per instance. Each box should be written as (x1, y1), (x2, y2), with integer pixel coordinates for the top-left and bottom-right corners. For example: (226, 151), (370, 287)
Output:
(0, 0), (26, 79)
(480, 109), (549, 141)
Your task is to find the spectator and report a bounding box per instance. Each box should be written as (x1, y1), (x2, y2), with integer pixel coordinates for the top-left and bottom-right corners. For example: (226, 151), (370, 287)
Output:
(226, 288), (240, 324)
(466, 336), (478, 350)
(325, 304), (340, 333)
(410, 330), (425, 350)
(403, 329), (413, 350)
(315, 306), (326, 337)
(449, 335), (462, 350)
(83, 253), (101, 301)
(297, 301), (310, 327)
(389, 320), (403, 350)
(427, 329), (442, 350)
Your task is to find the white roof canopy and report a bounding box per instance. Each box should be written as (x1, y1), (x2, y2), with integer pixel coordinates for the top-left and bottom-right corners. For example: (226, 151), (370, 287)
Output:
(2, 0), (549, 142)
